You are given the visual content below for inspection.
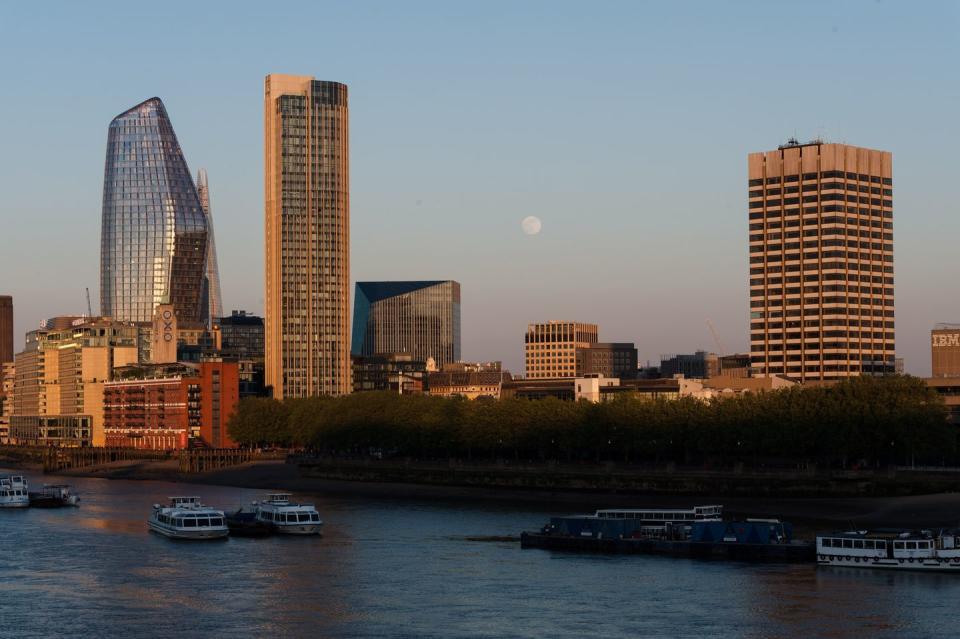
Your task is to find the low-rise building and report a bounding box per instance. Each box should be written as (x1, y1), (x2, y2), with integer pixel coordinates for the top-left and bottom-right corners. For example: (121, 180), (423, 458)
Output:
(104, 361), (239, 449)
(352, 353), (427, 394)
(502, 375), (620, 402)
(428, 370), (512, 400)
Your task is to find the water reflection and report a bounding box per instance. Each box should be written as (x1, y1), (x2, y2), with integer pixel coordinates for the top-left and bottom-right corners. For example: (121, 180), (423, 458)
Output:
(3, 469), (960, 638)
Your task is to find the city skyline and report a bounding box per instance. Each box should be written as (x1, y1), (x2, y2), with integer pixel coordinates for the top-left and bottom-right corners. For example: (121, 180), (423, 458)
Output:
(1, 2), (958, 375)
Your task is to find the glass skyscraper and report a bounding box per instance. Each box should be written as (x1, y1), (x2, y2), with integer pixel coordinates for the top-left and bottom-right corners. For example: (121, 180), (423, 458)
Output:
(352, 281), (461, 366)
(100, 97), (208, 326)
(196, 168), (223, 327)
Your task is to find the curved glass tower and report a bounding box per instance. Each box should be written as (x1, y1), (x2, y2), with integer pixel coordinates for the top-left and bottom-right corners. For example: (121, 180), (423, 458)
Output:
(100, 98), (208, 326)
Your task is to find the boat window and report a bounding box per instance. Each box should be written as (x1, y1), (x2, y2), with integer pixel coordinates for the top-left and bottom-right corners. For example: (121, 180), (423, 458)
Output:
(864, 541), (874, 549)
(875, 541), (885, 549)
(184, 518), (197, 527)
(854, 540), (864, 549)
(298, 513), (311, 522)
(197, 518), (211, 527)
(894, 542), (904, 549)
(211, 518), (224, 527)
(906, 542), (917, 550)
(842, 539), (853, 548)
(311, 513), (320, 522)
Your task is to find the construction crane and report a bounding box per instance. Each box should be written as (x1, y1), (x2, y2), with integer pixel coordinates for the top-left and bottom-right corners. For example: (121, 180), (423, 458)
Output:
(85, 288), (93, 318)
(705, 318), (726, 355)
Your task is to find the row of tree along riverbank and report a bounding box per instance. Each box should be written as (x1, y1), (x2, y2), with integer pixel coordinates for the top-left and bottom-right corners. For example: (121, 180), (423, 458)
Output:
(228, 376), (954, 469)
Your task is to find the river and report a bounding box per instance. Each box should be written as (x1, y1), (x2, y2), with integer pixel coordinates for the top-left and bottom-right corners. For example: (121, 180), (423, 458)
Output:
(1, 469), (957, 638)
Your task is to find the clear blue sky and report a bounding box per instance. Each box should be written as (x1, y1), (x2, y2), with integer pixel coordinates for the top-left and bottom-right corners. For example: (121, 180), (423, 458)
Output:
(1, 1), (957, 375)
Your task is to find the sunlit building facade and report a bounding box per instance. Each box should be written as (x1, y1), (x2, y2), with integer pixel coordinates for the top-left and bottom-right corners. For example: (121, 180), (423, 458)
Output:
(748, 141), (895, 382)
(264, 74), (350, 398)
(100, 97), (208, 326)
(352, 281), (461, 366)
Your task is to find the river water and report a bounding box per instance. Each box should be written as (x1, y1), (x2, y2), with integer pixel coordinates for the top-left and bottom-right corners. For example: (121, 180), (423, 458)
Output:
(1, 470), (958, 639)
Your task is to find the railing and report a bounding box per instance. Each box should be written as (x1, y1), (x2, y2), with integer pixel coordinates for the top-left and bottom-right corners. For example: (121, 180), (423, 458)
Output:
(42, 447), (172, 473)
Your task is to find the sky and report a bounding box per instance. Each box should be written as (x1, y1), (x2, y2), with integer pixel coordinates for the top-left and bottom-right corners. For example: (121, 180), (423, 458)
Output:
(0, 0), (957, 375)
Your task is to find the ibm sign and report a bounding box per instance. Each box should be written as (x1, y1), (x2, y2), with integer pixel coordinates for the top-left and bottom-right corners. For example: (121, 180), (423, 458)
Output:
(932, 333), (960, 348)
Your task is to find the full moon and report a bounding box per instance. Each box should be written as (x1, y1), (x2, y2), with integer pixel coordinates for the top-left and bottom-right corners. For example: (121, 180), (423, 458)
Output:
(521, 216), (542, 236)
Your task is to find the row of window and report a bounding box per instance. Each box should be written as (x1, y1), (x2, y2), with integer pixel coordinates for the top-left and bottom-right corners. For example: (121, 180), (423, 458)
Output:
(749, 172), (892, 186)
(750, 185), (892, 198)
(750, 196), (892, 209)
(750, 263), (894, 275)
(750, 320), (895, 329)
(750, 218), (894, 232)
(750, 207), (893, 221)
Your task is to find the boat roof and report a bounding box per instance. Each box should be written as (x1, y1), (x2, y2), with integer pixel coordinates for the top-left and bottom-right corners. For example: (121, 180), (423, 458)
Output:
(596, 505), (722, 512)
(818, 529), (950, 539)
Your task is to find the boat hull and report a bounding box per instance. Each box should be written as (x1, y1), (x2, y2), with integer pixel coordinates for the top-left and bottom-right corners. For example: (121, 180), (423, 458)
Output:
(273, 523), (323, 536)
(818, 556), (960, 572)
(148, 521), (229, 540)
(0, 499), (30, 509)
(521, 532), (815, 563)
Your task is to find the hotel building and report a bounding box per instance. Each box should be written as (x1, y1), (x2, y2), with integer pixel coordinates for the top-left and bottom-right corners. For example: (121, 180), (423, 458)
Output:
(748, 141), (895, 382)
(264, 74), (350, 398)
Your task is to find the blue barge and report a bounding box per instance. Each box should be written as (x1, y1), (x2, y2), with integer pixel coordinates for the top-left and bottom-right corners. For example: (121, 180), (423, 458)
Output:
(521, 506), (815, 563)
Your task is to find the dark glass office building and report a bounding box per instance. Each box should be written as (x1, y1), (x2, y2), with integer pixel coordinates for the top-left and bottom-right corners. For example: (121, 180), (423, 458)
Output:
(100, 97), (208, 326)
(352, 281), (461, 366)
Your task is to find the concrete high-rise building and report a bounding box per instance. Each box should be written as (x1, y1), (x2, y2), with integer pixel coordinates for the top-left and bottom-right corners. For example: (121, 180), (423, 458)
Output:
(524, 321), (598, 379)
(748, 141), (895, 382)
(352, 281), (461, 366)
(0, 295), (12, 364)
(264, 74), (350, 398)
(196, 169), (223, 328)
(100, 98), (208, 326)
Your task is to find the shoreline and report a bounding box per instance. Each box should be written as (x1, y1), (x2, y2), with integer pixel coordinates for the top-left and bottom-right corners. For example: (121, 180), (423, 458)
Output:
(16, 458), (960, 530)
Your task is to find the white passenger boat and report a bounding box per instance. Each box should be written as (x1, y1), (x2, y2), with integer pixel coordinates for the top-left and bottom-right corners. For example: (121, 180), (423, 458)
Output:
(588, 505), (724, 537)
(817, 530), (960, 572)
(0, 475), (30, 508)
(148, 496), (229, 540)
(253, 493), (323, 535)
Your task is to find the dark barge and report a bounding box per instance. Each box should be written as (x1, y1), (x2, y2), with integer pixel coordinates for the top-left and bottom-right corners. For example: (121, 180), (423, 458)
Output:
(521, 508), (815, 563)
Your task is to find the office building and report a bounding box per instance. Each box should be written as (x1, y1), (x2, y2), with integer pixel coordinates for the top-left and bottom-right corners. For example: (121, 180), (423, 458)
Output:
(218, 310), (266, 397)
(660, 351), (719, 379)
(11, 318), (139, 446)
(352, 281), (461, 366)
(524, 321), (598, 379)
(0, 295), (12, 364)
(429, 369), (513, 400)
(577, 343), (638, 379)
(931, 325), (960, 378)
(100, 97), (208, 326)
(264, 74), (350, 398)
(196, 169), (223, 328)
(352, 353), (428, 394)
(749, 141), (894, 382)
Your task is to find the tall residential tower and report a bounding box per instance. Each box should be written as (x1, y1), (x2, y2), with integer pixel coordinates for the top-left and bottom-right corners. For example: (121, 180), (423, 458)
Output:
(100, 98), (208, 326)
(748, 141), (894, 382)
(264, 74), (350, 398)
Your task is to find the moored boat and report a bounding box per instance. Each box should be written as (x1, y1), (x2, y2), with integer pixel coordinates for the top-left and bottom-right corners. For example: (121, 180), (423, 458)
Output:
(253, 493), (323, 535)
(0, 475), (30, 509)
(817, 529), (960, 572)
(148, 496), (229, 540)
(225, 509), (274, 537)
(522, 505), (814, 562)
(29, 484), (81, 508)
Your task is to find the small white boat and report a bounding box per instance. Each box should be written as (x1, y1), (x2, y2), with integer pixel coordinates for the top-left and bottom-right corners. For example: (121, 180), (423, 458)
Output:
(817, 529), (960, 572)
(0, 475), (30, 509)
(253, 493), (323, 535)
(29, 484), (81, 508)
(148, 496), (229, 540)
